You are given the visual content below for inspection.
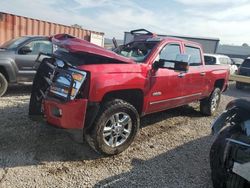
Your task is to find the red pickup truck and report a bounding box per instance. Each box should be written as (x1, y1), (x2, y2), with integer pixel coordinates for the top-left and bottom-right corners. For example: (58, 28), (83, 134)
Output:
(29, 31), (229, 155)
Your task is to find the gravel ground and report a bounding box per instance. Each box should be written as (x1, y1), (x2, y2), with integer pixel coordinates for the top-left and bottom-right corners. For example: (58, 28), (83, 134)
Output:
(0, 83), (249, 188)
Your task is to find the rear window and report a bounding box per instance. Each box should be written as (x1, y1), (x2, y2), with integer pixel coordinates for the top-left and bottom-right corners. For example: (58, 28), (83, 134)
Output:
(219, 57), (230, 65)
(241, 59), (250, 68)
(204, 56), (216, 65)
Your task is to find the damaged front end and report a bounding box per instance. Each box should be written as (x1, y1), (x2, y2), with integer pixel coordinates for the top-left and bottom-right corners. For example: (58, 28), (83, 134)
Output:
(29, 52), (89, 129)
(29, 33), (135, 129)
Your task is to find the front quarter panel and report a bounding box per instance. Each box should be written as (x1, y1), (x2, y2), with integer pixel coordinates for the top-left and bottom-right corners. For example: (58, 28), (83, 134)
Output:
(80, 64), (148, 102)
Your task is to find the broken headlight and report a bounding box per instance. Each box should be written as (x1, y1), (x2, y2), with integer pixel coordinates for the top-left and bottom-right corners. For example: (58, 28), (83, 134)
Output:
(49, 67), (87, 100)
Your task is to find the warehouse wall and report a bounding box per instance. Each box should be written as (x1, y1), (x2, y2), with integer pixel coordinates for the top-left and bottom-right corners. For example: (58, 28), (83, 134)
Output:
(0, 12), (104, 45)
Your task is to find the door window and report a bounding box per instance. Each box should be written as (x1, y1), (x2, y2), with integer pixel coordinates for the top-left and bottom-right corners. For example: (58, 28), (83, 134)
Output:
(159, 44), (181, 68)
(160, 44), (181, 61)
(23, 40), (52, 55)
(185, 46), (202, 66)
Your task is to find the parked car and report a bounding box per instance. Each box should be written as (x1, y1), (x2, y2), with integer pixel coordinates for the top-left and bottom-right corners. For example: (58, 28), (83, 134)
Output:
(210, 99), (250, 188)
(236, 58), (250, 89)
(204, 53), (238, 75)
(231, 57), (244, 68)
(29, 31), (229, 155)
(0, 36), (52, 96)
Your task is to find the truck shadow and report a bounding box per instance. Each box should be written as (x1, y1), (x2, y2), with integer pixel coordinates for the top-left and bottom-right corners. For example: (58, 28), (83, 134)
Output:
(4, 84), (32, 97)
(0, 98), (205, 169)
(94, 135), (213, 188)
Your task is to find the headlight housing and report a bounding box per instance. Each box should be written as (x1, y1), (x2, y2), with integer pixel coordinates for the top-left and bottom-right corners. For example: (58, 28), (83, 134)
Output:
(49, 67), (87, 100)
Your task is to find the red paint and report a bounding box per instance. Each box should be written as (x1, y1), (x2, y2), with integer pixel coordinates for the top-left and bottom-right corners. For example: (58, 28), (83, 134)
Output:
(44, 34), (229, 129)
(44, 99), (87, 129)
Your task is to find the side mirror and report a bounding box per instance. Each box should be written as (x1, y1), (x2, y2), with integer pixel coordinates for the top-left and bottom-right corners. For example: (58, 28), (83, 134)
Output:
(153, 54), (190, 72)
(174, 61), (189, 72)
(19, 46), (32, 54)
(152, 59), (165, 69)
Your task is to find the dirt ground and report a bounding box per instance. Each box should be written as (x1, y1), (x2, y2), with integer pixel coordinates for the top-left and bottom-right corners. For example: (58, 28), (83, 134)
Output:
(0, 83), (249, 188)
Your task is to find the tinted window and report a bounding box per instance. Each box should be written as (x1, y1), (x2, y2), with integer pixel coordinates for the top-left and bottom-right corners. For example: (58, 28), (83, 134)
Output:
(160, 44), (181, 61)
(185, 46), (202, 66)
(241, 59), (250, 68)
(0, 37), (29, 49)
(24, 40), (52, 55)
(204, 56), (216, 65)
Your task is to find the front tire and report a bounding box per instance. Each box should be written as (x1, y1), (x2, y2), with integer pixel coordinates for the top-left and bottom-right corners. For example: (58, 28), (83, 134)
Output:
(85, 99), (140, 155)
(200, 87), (221, 116)
(0, 73), (8, 97)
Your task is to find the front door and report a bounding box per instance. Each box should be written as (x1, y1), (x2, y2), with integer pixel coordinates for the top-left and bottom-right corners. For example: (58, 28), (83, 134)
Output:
(146, 43), (185, 114)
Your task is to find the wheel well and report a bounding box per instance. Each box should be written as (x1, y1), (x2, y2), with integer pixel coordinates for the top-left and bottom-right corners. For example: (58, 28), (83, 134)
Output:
(0, 66), (9, 82)
(214, 79), (224, 90)
(102, 89), (144, 115)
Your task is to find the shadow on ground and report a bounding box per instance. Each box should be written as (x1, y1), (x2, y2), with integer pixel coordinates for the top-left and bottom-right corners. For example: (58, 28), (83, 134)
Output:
(0, 92), (203, 169)
(94, 135), (213, 188)
(4, 84), (32, 97)
(224, 82), (250, 99)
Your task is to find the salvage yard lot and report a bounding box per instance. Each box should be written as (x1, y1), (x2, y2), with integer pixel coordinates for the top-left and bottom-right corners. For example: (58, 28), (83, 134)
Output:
(0, 83), (249, 188)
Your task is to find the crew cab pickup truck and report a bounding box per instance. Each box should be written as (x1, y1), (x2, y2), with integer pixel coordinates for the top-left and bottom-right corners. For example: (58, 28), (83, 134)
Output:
(0, 36), (52, 96)
(29, 30), (229, 155)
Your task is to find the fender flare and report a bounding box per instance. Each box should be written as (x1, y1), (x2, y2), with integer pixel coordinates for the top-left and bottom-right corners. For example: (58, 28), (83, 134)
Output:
(212, 99), (250, 134)
(226, 99), (250, 112)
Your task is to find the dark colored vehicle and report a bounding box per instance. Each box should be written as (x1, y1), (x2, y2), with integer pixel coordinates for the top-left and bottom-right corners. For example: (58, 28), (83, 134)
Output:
(29, 30), (229, 155)
(210, 99), (250, 188)
(0, 36), (52, 96)
(236, 58), (250, 89)
(231, 58), (244, 68)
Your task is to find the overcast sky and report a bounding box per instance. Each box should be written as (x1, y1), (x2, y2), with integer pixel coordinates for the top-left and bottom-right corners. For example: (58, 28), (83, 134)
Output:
(0, 0), (249, 45)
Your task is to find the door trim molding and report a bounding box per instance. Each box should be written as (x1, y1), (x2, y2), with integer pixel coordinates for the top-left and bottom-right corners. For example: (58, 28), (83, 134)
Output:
(150, 92), (202, 105)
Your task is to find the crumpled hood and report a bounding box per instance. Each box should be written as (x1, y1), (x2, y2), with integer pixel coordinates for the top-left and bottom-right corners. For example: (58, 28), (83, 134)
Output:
(50, 34), (135, 64)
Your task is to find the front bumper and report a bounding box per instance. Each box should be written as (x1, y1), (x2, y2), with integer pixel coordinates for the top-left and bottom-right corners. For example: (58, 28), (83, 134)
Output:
(43, 98), (88, 129)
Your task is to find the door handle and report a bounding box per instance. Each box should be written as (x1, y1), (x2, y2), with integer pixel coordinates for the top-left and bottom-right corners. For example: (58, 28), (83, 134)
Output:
(200, 72), (206, 76)
(178, 72), (185, 78)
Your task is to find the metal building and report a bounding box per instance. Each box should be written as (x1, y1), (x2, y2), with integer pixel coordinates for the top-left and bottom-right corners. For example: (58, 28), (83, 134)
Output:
(124, 30), (220, 54)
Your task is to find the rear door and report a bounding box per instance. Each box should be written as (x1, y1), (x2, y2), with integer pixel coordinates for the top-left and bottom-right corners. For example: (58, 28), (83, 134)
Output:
(181, 45), (205, 103)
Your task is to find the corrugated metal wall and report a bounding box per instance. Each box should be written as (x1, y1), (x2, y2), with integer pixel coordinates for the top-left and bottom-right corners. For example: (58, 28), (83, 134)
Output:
(0, 12), (104, 45)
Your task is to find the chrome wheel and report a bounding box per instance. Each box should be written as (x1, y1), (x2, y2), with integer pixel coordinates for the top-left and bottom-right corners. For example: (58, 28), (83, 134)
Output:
(211, 92), (220, 112)
(103, 112), (132, 147)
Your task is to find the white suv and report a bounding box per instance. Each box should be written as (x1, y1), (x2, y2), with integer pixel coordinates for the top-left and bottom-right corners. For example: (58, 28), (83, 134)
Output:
(204, 53), (238, 75)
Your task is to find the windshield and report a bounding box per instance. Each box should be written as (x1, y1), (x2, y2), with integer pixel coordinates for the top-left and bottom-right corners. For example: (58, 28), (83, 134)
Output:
(0, 37), (29, 50)
(115, 41), (158, 62)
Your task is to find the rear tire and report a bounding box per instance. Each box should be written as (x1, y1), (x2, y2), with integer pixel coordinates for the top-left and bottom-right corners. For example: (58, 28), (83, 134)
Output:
(200, 88), (221, 116)
(0, 73), (8, 97)
(84, 99), (140, 155)
(236, 82), (244, 90)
